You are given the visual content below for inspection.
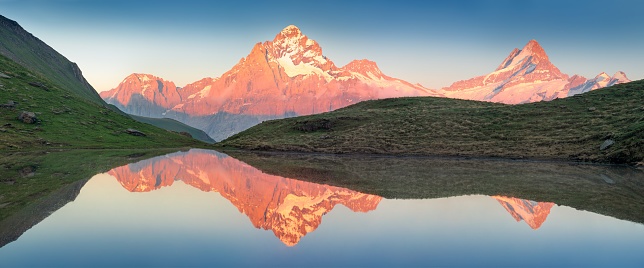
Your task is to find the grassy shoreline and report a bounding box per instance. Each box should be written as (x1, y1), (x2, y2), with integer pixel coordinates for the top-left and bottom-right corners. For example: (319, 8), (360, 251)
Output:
(219, 80), (644, 165)
(0, 148), (199, 247)
(0, 148), (188, 222)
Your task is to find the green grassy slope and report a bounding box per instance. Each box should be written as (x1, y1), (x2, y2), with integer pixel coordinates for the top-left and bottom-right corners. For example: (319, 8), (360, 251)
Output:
(0, 15), (103, 105)
(220, 80), (644, 164)
(129, 115), (216, 144)
(0, 54), (202, 150)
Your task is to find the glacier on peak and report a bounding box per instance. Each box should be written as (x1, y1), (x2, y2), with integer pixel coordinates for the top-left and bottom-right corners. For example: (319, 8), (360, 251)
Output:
(443, 39), (629, 104)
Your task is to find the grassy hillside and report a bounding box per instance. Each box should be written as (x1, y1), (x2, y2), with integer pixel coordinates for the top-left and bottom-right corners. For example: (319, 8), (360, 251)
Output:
(129, 115), (216, 144)
(220, 80), (644, 164)
(0, 54), (202, 150)
(0, 15), (103, 105)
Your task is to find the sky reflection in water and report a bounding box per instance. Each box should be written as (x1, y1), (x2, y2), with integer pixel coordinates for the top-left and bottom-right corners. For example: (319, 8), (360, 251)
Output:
(1, 149), (643, 267)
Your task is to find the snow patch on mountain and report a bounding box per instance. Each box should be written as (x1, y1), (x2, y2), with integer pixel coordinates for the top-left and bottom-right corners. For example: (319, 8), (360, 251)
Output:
(276, 56), (333, 81)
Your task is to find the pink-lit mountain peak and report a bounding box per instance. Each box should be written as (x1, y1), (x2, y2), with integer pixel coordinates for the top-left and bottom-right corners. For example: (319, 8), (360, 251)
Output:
(267, 25), (331, 71)
(443, 38), (630, 104)
(523, 39), (548, 58)
(113, 73), (170, 89)
(495, 39), (550, 71)
(274, 25), (304, 42)
(612, 71), (629, 81)
(272, 25), (309, 54)
(343, 59), (384, 78)
(128, 73), (158, 81)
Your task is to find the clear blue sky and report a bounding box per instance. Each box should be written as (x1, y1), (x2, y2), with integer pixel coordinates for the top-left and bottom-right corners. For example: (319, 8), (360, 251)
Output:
(2, 0), (643, 92)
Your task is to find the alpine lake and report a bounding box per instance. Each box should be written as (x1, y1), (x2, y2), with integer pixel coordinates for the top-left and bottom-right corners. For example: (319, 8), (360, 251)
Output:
(1, 149), (643, 267)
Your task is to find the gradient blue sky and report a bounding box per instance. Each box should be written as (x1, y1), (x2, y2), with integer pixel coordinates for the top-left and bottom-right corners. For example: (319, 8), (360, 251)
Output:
(2, 0), (643, 92)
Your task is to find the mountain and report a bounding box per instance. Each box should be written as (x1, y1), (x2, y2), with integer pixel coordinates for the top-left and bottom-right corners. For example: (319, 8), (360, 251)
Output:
(493, 196), (554, 230)
(100, 73), (185, 117)
(105, 149), (382, 246)
(102, 33), (632, 140)
(0, 15), (103, 105)
(0, 15), (203, 150)
(564, 71), (630, 97)
(101, 25), (440, 141)
(442, 40), (631, 103)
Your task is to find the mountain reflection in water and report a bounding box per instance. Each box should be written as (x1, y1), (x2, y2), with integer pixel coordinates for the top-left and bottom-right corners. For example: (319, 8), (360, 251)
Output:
(107, 149), (382, 246)
(106, 149), (557, 244)
(493, 196), (554, 230)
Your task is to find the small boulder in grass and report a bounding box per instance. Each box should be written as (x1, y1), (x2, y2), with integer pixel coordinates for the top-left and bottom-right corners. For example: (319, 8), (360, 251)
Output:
(588, 107), (596, 111)
(17, 111), (37, 124)
(178, 131), (192, 138)
(125, 128), (146, 136)
(1, 100), (17, 108)
(28, 82), (48, 91)
(600, 139), (615, 150)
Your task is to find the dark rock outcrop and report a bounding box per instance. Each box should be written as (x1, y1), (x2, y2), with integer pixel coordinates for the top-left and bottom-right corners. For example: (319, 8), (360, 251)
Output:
(125, 128), (146, 136)
(28, 82), (48, 91)
(1, 100), (16, 108)
(17, 111), (37, 124)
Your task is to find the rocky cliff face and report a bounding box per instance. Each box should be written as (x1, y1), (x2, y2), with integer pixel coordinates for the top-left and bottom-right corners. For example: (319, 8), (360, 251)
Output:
(102, 25), (439, 140)
(493, 196), (554, 230)
(442, 40), (630, 104)
(106, 149), (382, 246)
(100, 73), (196, 117)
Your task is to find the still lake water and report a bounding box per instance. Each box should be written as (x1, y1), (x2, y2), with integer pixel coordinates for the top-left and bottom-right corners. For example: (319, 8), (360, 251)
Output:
(1, 149), (643, 267)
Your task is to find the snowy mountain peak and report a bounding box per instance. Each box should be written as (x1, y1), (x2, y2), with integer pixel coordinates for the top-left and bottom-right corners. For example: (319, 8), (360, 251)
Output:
(273, 25), (306, 48)
(279, 25), (302, 36)
(343, 59), (383, 78)
(495, 39), (549, 71)
(596, 72), (610, 80)
(523, 39), (546, 56)
(271, 25), (321, 57)
(519, 40), (548, 61)
(100, 72), (181, 108)
(612, 71), (629, 81)
(588, 71), (631, 89)
(445, 39), (570, 103)
(121, 73), (161, 84)
(267, 25), (335, 79)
